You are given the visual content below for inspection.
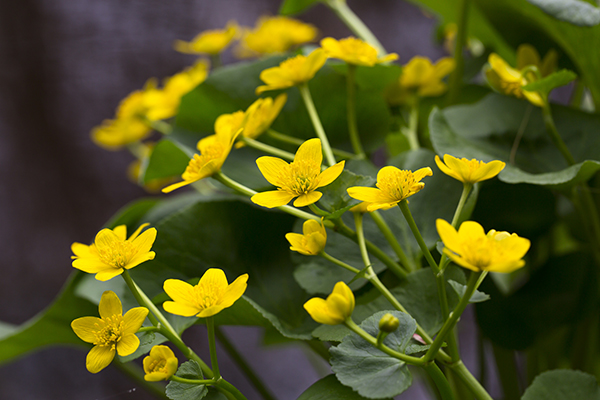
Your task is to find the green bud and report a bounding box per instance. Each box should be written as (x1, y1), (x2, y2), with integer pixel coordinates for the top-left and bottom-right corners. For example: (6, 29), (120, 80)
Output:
(378, 313), (400, 333)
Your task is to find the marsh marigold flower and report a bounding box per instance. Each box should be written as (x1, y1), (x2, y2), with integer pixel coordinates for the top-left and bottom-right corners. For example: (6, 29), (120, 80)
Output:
(304, 281), (355, 325)
(401, 56), (455, 96)
(320, 37), (398, 66)
(347, 166), (432, 211)
(516, 44), (558, 79)
(143, 345), (178, 381)
(436, 219), (531, 273)
(485, 53), (544, 107)
(251, 138), (345, 208)
(435, 154), (505, 184)
(286, 218), (327, 256)
(256, 49), (327, 94)
(237, 16), (317, 58)
(71, 223), (157, 281)
(162, 117), (241, 193)
(71, 291), (148, 373)
(163, 268), (248, 318)
(236, 94), (287, 147)
(174, 21), (238, 55)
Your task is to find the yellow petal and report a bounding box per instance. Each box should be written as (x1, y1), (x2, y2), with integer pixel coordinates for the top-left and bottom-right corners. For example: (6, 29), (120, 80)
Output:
(516, 44), (540, 71)
(127, 223), (150, 241)
(302, 219), (323, 236)
(113, 225), (128, 241)
(131, 227), (157, 253)
(71, 242), (94, 258)
(347, 187), (391, 204)
(293, 191), (322, 207)
(469, 160), (505, 182)
(251, 190), (296, 208)
(303, 48), (327, 80)
(122, 307), (149, 335)
(162, 179), (193, 193)
(523, 90), (545, 107)
(95, 268), (125, 282)
(295, 139), (322, 166)
(327, 293), (353, 321)
(99, 291), (122, 319)
(86, 345), (115, 374)
(435, 155), (462, 181)
(197, 304), (227, 318)
(163, 279), (196, 306)
(317, 160), (345, 188)
(540, 49), (558, 77)
(72, 258), (108, 274)
(199, 268), (229, 290)
(457, 220), (486, 239)
(125, 251), (156, 270)
(304, 298), (343, 325)
(484, 260), (525, 273)
(286, 233), (310, 254)
(220, 274), (249, 308)
(332, 281), (355, 312)
(71, 317), (103, 343)
(433, 57), (456, 79)
(256, 156), (289, 186)
(305, 232), (326, 255)
(436, 219), (461, 253)
(163, 301), (200, 317)
(116, 333), (140, 356)
(443, 249), (481, 272)
(95, 229), (120, 252)
(413, 167), (434, 182)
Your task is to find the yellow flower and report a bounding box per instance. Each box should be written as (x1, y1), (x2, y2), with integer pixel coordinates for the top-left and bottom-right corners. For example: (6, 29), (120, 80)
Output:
(236, 94), (287, 147)
(349, 202), (372, 214)
(71, 224), (157, 281)
(143, 345), (178, 381)
(304, 281), (355, 325)
(436, 219), (531, 273)
(320, 37), (398, 66)
(347, 166), (433, 211)
(163, 268), (249, 318)
(400, 56), (455, 97)
(256, 48), (327, 94)
(286, 218), (327, 256)
(162, 118), (241, 193)
(516, 44), (558, 78)
(435, 155), (505, 184)
(236, 16), (317, 58)
(485, 53), (544, 107)
(251, 138), (345, 208)
(91, 117), (152, 150)
(174, 21), (238, 55)
(71, 291), (149, 373)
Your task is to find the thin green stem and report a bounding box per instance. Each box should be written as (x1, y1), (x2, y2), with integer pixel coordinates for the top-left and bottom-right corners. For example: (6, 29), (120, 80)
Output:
(449, 361), (493, 400)
(369, 210), (415, 272)
(354, 212), (373, 272)
(439, 183), (473, 271)
(239, 136), (295, 161)
(138, 326), (161, 333)
(170, 376), (215, 385)
(267, 129), (356, 159)
(447, 0), (470, 104)
(541, 102), (575, 166)
(398, 200), (439, 272)
(406, 100), (420, 150)
(321, 251), (361, 274)
(346, 64), (366, 158)
(324, 0), (386, 55)
(423, 362), (457, 400)
(345, 318), (425, 365)
(298, 83), (337, 167)
(214, 379), (249, 400)
(113, 360), (169, 400)
(215, 327), (277, 400)
(206, 317), (221, 380)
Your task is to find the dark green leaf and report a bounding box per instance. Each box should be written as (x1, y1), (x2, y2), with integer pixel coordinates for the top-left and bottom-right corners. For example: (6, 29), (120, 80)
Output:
(527, 0), (600, 27)
(318, 169), (375, 214)
(522, 69), (577, 93)
(279, 0), (322, 15)
(330, 311), (415, 398)
(522, 369), (600, 399)
(297, 374), (374, 400)
(166, 361), (208, 400)
(141, 139), (191, 184)
(448, 280), (491, 303)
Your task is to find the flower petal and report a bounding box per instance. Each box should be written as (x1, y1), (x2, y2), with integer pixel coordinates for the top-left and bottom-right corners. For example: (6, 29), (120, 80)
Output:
(163, 279), (196, 306)
(436, 219), (461, 254)
(130, 225), (157, 253)
(435, 155), (461, 181)
(251, 190), (296, 208)
(125, 251), (155, 270)
(286, 233), (309, 254)
(122, 307), (149, 335)
(163, 301), (200, 317)
(199, 268), (229, 291)
(304, 298), (342, 325)
(293, 191), (322, 207)
(71, 242), (94, 258)
(94, 229), (120, 253)
(294, 138), (322, 166)
(99, 291), (122, 319)
(162, 179), (194, 193)
(86, 345), (115, 374)
(71, 317), (102, 343)
(469, 160), (505, 182)
(256, 156), (289, 186)
(113, 225), (128, 241)
(317, 160), (345, 188)
(95, 268), (125, 282)
(347, 187), (391, 204)
(72, 258), (108, 274)
(220, 274), (249, 309)
(116, 333), (140, 356)
(128, 223), (149, 241)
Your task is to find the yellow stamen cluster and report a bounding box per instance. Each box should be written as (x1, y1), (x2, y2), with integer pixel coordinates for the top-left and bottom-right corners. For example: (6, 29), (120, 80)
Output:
(94, 315), (124, 350)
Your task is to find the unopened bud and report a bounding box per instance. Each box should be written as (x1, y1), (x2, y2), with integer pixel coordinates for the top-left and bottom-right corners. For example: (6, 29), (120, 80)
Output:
(379, 313), (400, 333)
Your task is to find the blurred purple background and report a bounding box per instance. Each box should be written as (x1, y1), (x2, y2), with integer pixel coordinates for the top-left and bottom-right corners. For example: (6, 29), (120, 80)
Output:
(0, 1), (451, 398)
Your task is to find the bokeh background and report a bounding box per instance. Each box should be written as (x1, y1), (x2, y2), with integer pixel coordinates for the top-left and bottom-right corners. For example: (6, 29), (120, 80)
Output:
(0, 1), (452, 398)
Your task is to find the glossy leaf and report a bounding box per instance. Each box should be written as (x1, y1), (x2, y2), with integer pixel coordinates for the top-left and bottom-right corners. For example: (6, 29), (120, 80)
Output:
(141, 139), (191, 184)
(165, 361), (208, 400)
(296, 374), (374, 400)
(448, 280), (491, 303)
(526, 0), (600, 27)
(522, 369), (600, 399)
(521, 69), (577, 94)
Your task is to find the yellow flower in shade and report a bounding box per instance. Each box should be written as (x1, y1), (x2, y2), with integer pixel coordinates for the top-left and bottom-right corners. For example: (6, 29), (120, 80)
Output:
(516, 44), (558, 79)
(163, 268), (249, 318)
(143, 345), (178, 381)
(162, 118), (241, 193)
(436, 219), (531, 273)
(251, 138), (345, 208)
(286, 218), (327, 256)
(174, 21), (238, 55)
(256, 49), (327, 94)
(400, 56), (455, 97)
(71, 291), (149, 373)
(347, 166), (433, 211)
(304, 281), (355, 325)
(236, 16), (317, 58)
(91, 117), (152, 150)
(236, 94), (287, 147)
(71, 224), (157, 281)
(320, 37), (398, 66)
(485, 53), (544, 107)
(435, 155), (506, 184)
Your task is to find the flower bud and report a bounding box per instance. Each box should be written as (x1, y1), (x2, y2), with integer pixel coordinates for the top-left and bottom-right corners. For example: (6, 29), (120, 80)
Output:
(379, 313), (400, 333)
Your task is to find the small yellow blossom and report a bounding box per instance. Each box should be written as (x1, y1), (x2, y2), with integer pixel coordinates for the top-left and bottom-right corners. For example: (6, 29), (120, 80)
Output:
(401, 56), (455, 96)
(256, 49), (327, 94)
(162, 117), (241, 193)
(435, 154), (505, 184)
(320, 37), (398, 66)
(347, 166), (433, 211)
(251, 138), (345, 208)
(143, 345), (178, 381)
(485, 53), (544, 107)
(174, 21), (238, 55)
(304, 281), (355, 325)
(91, 117), (152, 150)
(71, 224), (157, 281)
(436, 219), (531, 273)
(163, 268), (249, 318)
(236, 94), (287, 147)
(237, 16), (317, 58)
(71, 291), (148, 373)
(286, 218), (327, 256)
(516, 44), (558, 78)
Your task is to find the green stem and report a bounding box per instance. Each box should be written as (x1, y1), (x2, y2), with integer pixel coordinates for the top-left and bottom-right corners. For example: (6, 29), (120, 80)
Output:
(406, 100), (420, 150)
(138, 326), (161, 333)
(239, 136), (295, 161)
(439, 183), (473, 271)
(170, 376), (215, 385)
(298, 83), (337, 167)
(354, 212), (373, 271)
(267, 129), (356, 159)
(449, 361), (493, 400)
(113, 360), (169, 400)
(345, 64), (366, 158)
(423, 362), (457, 400)
(206, 317), (221, 380)
(324, 0), (386, 56)
(369, 210), (415, 272)
(215, 327), (277, 400)
(398, 200), (439, 272)
(214, 379), (249, 400)
(447, 0), (470, 104)
(321, 251), (361, 274)
(345, 318), (425, 365)
(541, 102), (575, 166)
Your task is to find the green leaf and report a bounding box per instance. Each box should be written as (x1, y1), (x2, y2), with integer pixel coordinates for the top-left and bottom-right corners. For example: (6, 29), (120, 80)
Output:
(330, 311), (415, 399)
(429, 94), (600, 190)
(141, 139), (191, 184)
(279, 0), (322, 15)
(522, 69), (577, 93)
(448, 280), (491, 303)
(104, 197), (162, 230)
(526, 0), (600, 27)
(297, 374), (374, 400)
(166, 361), (208, 400)
(522, 369), (600, 399)
(318, 169), (375, 215)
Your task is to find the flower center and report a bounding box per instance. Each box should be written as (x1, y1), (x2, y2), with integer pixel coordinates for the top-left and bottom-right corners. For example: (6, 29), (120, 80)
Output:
(147, 358), (167, 373)
(183, 143), (225, 179)
(279, 159), (320, 196)
(97, 241), (136, 269)
(377, 170), (416, 201)
(461, 237), (493, 268)
(499, 80), (524, 98)
(193, 283), (224, 310)
(94, 315), (124, 349)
